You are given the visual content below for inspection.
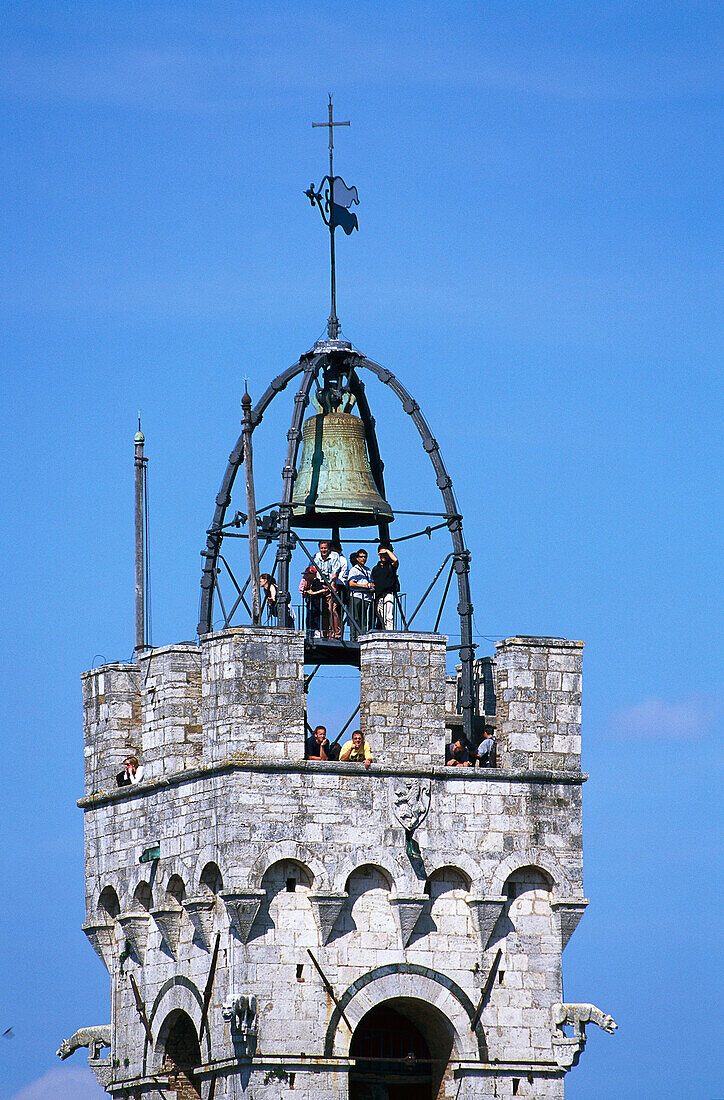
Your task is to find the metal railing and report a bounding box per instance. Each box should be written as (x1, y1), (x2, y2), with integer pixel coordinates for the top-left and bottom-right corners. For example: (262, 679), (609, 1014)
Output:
(293, 593), (407, 641)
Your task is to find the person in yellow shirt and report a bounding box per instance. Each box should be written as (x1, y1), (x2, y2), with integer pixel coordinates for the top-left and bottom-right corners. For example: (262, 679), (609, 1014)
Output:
(339, 729), (372, 769)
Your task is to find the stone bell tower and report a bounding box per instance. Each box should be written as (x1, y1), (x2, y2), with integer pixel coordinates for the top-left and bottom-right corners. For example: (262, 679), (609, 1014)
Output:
(67, 114), (616, 1100)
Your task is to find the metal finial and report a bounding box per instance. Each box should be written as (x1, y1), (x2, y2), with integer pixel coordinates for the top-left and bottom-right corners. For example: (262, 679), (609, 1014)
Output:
(307, 97), (358, 339)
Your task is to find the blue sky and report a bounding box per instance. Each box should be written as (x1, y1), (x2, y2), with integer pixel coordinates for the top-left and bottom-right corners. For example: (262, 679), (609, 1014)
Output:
(1, 2), (721, 1097)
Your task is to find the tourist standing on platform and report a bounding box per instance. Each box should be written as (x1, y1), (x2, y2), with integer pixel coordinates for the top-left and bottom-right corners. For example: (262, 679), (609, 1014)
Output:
(300, 565), (325, 639)
(372, 544), (399, 630)
(313, 539), (343, 639)
(348, 549), (374, 638)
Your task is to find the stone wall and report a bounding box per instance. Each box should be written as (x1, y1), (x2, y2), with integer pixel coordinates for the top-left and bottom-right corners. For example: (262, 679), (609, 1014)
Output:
(138, 645), (202, 780)
(360, 631), (447, 766)
(80, 630), (591, 1099)
(83, 761), (584, 1098)
(495, 637), (583, 772)
(82, 663), (141, 795)
(200, 626), (305, 764)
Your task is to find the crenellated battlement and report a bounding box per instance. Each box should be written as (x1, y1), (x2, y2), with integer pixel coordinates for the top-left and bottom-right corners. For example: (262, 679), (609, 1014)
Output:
(82, 632), (583, 797)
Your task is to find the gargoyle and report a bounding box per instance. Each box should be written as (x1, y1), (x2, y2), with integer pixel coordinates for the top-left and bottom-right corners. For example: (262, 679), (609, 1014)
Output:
(552, 1002), (618, 1041)
(56, 1025), (111, 1061)
(222, 993), (257, 1038)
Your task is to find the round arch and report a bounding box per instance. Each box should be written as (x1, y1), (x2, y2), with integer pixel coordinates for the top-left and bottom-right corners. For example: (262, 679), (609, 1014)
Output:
(489, 848), (573, 898)
(189, 848), (225, 896)
(423, 853), (481, 892)
(248, 842), (328, 891)
(155, 1009), (202, 1098)
(324, 964), (485, 1062)
(331, 850), (409, 896)
(147, 977), (210, 1073)
(349, 999), (450, 1100)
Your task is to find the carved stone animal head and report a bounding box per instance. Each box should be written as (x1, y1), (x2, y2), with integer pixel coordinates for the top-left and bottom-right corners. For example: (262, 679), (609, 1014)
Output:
(56, 1039), (73, 1060)
(600, 1014), (618, 1034)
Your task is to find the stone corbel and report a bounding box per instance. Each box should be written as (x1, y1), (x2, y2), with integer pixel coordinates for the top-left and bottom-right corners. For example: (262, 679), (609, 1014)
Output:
(551, 897), (589, 949)
(182, 894), (216, 951)
(117, 911), (150, 965)
(88, 1060), (113, 1089)
(221, 890), (266, 943)
(151, 905), (183, 958)
(466, 895), (507, 951)
(390, 895), (427, 947)
(309, 893), (348, 945)
(552, 1035), (584, 1069)
(82, 921), (117, 972)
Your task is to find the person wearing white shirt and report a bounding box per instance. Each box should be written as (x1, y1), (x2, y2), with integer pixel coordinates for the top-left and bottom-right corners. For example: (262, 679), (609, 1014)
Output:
(348, 548), (374, 638)
(313, 540), (342, 638)
(116, 755), (144, 787)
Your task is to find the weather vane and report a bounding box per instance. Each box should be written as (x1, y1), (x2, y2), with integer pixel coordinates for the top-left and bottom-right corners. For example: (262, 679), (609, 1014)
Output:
(305, 95), (359, 339)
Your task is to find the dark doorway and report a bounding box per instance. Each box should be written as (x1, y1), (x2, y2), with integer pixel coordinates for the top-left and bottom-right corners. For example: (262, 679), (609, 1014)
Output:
(161, 1011), (202, 1099)
(349, 1004), (435, 1100)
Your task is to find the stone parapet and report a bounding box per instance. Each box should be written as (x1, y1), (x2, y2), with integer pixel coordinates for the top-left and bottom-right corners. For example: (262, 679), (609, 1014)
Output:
(81, 662), (141, 796)
(359, 631), (447, 766)
(495, 637), (583, 772)
(200, 626), (305, 764)
(137, 644), (202, 779)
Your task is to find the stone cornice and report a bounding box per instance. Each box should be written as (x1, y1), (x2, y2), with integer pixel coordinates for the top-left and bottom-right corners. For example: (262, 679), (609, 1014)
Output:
(79, 760), (586, 808)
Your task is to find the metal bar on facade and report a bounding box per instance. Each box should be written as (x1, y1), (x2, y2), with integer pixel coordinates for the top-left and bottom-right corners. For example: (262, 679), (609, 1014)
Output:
(306, 949), (353, 1030)
(199, 933), (222, 1041)
(304, 665), (321, 691)
(129, 973), (154, 1045)
(471, 948), (502, 1031)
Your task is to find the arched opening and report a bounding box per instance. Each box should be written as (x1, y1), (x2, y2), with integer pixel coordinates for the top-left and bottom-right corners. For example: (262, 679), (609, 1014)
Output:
(160, 1010), (201, 1099)
(199, 861), (223, 896)
(97, 885), (120, 920)
(132, 881), (153, 912)
(166, 874), (186, 906)
(503, 865), (552, 901)
(349, 998), (455, 1100)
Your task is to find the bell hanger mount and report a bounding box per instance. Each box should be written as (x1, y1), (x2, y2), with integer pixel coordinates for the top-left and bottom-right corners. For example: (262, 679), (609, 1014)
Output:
(306, 94), (359, 344)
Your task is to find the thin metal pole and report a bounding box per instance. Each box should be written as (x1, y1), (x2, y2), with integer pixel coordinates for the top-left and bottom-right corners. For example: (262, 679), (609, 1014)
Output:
(327, 98), (337, 338)
(433, 561), (456, 633)
(241, 390), (262, 625)
(134, 419), (146, 655)
(312, 94), (349, 340)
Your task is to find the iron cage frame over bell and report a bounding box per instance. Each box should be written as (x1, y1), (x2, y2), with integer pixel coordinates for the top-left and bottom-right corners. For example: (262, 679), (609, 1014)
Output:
(198, 339), (478, 747)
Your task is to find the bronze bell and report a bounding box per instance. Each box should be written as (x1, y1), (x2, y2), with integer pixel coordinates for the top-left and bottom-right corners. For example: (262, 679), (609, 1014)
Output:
(291, 412), (394, 528)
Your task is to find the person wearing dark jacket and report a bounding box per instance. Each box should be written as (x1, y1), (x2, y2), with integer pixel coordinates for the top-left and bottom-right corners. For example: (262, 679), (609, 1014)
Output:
(371, 545), (399, 630)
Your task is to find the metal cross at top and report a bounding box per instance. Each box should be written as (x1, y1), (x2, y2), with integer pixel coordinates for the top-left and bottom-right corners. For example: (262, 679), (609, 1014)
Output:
(313, 94), (350, 179)
(306, 95), (359, 339)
